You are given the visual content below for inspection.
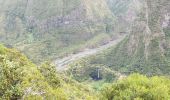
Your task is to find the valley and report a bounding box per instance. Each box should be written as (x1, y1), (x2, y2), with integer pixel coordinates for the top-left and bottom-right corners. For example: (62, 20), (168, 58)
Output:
(55, 34), (127, 71)
(0, 0), (170, 99)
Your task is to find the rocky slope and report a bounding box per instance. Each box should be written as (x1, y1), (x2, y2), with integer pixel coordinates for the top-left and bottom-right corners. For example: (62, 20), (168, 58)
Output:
(0, 0), (138, 63)
(80, 0), (170, 76)
(0, 0), (115, 62)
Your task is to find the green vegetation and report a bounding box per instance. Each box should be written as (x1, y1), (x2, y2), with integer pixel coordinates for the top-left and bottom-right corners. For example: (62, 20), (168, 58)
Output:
(0, 0), (117, 63)
(76, 32), (170, 76)
(101, 74), (170, 100)
(107, 0), (131, 15)
(0, 0), (136, 63)
(67, 58), (116, 83)
(0, 44), (97, 99)
(70, 0), (170, 77)
(0, 0), (170, 99)
(1, 44), (170, 99)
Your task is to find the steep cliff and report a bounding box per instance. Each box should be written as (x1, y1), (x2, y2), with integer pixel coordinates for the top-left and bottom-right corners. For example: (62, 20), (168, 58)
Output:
(77, 0), (170, 76)
(0, 0), (115, 62)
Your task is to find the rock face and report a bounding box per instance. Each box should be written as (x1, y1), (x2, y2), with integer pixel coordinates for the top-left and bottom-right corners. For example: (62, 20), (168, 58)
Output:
(0, 0), (113, 38)
(0, 0), (135, 62)
(89, 0), (170, 76)
(0, 0), (115, 62)
(125, 0), (170, 75)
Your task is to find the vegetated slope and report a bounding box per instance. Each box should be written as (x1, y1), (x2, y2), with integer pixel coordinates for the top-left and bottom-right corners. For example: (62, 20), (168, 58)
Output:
(107, 0), (131, 15)
(77, 0), (170, 76)
(61, 0), (142, 86)
(107, 0), (143, 32)
(1, 44), (170, 99)
(0, 44), (97, 99)
(54, 34), (127, 90)
(0, 0), (116, 63)
(101, 74), (170, 100)
(0, 0), (140, 63)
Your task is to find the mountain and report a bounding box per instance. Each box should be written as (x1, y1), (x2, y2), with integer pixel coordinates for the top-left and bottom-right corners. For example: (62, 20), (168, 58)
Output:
(0, 0), (141, 63)
(73, 0), (170, 76)
(0, 0), (116, 63)
(1, 0), (170, 99)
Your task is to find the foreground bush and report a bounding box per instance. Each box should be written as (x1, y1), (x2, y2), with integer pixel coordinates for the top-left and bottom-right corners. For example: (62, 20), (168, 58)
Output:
(0, 44), (97, 100)
(101, 74), (170, 100)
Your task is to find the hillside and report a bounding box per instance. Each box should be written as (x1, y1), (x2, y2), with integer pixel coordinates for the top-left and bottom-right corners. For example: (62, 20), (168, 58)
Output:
(73, 0), (170, 76)
(0, 44), (97, 99)
(1, 0), (170, 99)
(101, 74), (170, 100)
(1, 45), (170, 99)
(0, 0), (116, 63)
(0, 0), (141, 63)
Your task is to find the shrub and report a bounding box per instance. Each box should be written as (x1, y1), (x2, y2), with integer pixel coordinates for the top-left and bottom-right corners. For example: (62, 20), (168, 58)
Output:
(101, 74), (170, 100)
